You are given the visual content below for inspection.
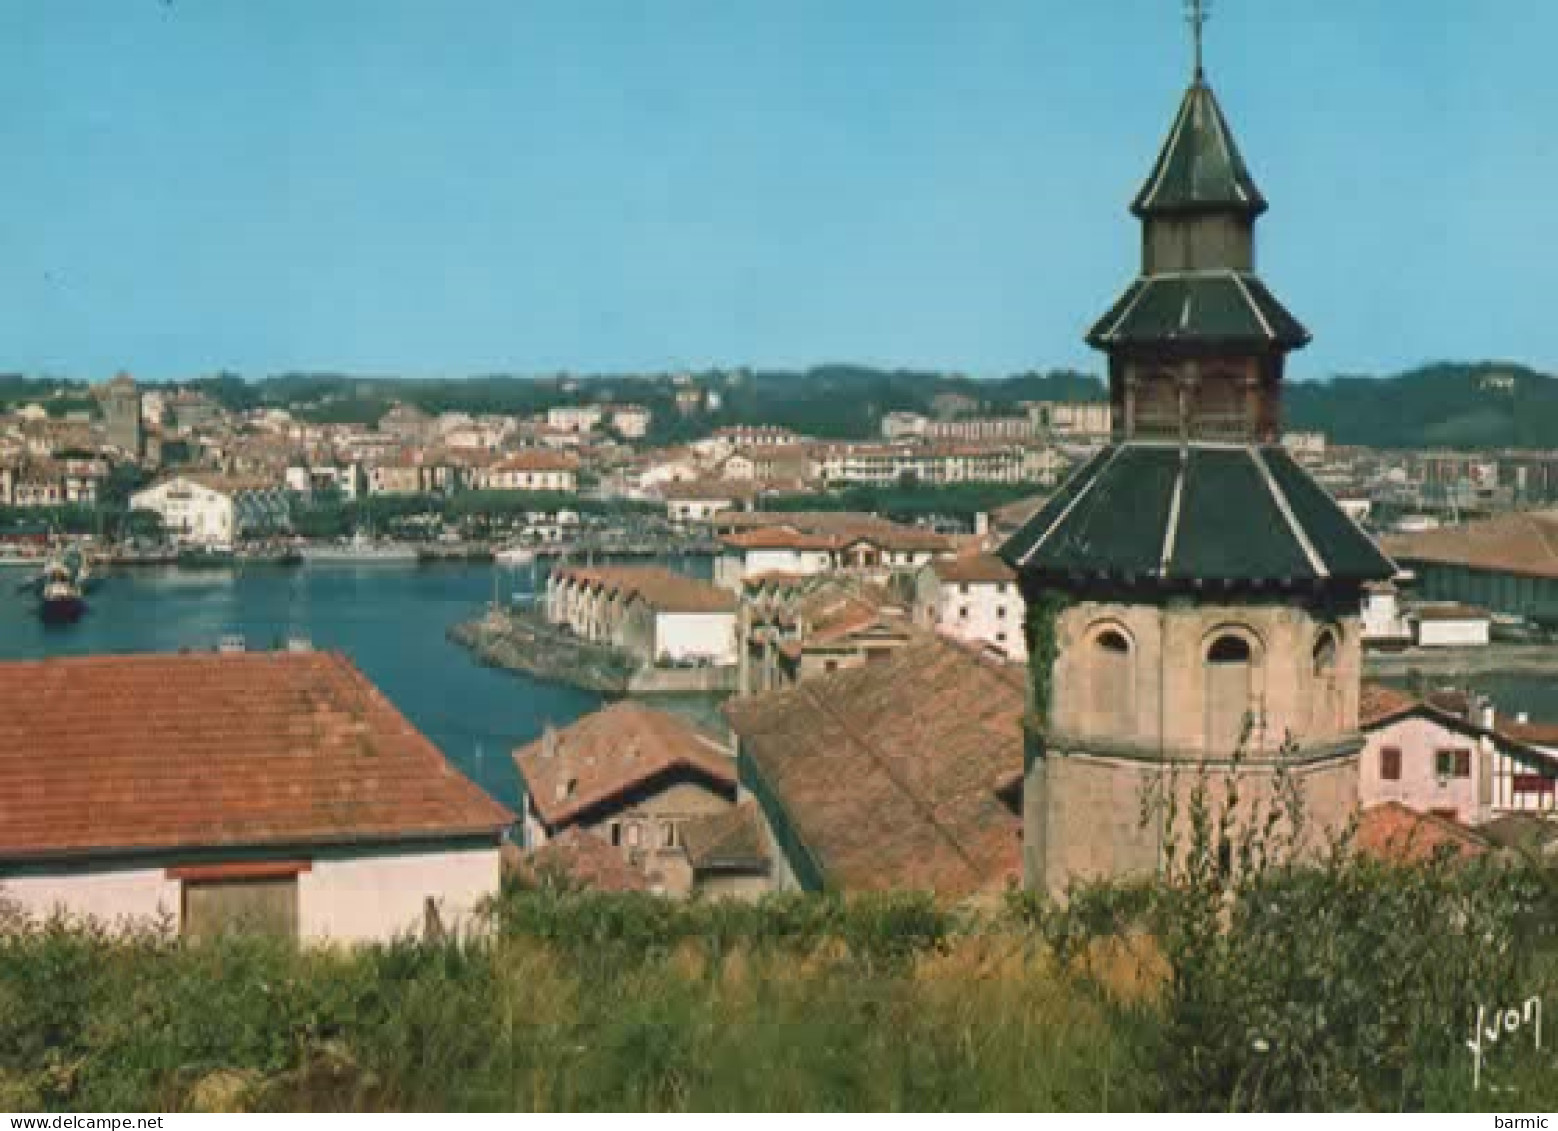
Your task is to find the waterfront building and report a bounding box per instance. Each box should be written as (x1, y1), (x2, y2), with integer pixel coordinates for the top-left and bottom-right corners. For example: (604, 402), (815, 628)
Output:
(130, 473), (292, 547)
(725, 637), (1023, 896)
(912, 553), (1027, 663)
(999, 21), (1396, 894)
(0, 456), (108, 508)
(1383, 511), (1558, 626)
(284, 461), (365, 502)
(0, 652), (512, 942)
(472, 449), (580, 493)
(546, 565), (739, 667)
(512, 702), (738, 896)
(366, 448), (461, 496)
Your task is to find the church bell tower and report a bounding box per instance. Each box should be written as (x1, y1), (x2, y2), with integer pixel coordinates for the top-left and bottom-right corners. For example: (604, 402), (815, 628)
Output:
(999, 4), (1396, 895)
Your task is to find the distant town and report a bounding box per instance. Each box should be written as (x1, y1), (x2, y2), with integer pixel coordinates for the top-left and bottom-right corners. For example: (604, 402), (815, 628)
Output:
(4, 2), (1557, 1114)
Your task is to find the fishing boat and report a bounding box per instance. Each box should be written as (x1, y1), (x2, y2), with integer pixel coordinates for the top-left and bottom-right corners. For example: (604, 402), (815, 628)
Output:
(494, 545), (536, 566)
(302, 529), (418, 564)
(37, 551), (85, 624)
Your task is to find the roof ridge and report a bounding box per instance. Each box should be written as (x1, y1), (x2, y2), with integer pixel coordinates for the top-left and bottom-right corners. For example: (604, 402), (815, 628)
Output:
(1248, 446), (1328, 578)
(781, 646), (1012, 888)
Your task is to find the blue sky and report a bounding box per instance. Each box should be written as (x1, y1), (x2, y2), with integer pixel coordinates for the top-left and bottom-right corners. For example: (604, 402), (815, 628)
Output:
(1, 1), (1553, 381)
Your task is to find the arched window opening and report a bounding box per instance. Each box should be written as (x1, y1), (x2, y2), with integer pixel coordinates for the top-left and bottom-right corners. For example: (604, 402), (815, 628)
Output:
(1205, 632), (1256, 755)
(1087, 627), (1136, 738)
(1310, 629), (1342, 737)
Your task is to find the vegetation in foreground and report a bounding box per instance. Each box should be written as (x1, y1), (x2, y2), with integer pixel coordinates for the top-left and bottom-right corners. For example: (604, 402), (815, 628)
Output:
(2, 838), (1555, 1113)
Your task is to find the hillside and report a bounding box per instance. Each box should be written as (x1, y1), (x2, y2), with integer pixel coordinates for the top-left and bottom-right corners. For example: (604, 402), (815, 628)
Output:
(1285, 362), (1558, 449)
(7, 362), (1558, 449)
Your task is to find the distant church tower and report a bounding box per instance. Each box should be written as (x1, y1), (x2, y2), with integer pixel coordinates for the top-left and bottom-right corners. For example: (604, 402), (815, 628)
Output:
(999, 5), (1396, 895)
(102, 371), (143, 460)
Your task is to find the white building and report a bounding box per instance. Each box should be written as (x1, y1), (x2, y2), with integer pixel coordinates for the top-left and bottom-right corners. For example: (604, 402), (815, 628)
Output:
(1360, 582), (1412, 648)
(547, 566), (739, 667)
(1411, 604), (1491, 648)
(545, 405), (604, 434)
(0, 652), (512, 944)
(913, 554), (1027, 662)
(131, 474), (291, 547)
(609, 405), (652, 439)
(474, 450), (579, 493)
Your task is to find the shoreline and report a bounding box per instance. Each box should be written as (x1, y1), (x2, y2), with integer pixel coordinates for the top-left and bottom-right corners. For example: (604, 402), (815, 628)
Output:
(448, 608), (737, 696)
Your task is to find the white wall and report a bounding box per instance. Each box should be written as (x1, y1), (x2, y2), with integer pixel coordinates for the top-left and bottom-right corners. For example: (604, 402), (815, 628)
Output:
(935, 579), (1027, 662)
(1415, 618), (1490, 648)
(2, 865), (179, 931)
(130, 479), (236, 547)
(0, 842), (503, 944)
(655, 612), (738, 665)
(301, 844), (501, 943)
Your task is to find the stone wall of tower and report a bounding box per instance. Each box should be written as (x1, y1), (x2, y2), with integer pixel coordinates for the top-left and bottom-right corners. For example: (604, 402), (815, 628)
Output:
(1027, 743), (1359, 897)
(1045, 597), (1364, 759)
(1022, 593), (1367, 896)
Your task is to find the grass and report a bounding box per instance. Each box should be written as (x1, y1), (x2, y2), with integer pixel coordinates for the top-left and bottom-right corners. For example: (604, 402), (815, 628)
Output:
(0, 880), (1553, 1112)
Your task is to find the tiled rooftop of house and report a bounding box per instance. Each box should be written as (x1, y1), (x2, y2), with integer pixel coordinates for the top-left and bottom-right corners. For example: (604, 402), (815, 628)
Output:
(725, 637), (1024, 896)
(549, 566), (737, 614)
(0, 652), (513, 861)
(681, 801), (770, 874)
(1354, 802), (1489, 864)
(513, 702), (736, 828)
(931, 552), (1017, 585)
(1358, 682), (1422, 728)
(716, 511), (951, 552)
(490, 449), (579, 472)
(502, 828), (650, 893)
(1382, 510), (1558, 579)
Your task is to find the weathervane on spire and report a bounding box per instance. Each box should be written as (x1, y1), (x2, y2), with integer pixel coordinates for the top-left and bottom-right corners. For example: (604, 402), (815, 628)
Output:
(1185, 0), (1211, 80)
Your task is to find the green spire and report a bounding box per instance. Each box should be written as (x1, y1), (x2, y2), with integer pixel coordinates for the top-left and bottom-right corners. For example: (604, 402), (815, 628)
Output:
(1131, 78), (1267, 218)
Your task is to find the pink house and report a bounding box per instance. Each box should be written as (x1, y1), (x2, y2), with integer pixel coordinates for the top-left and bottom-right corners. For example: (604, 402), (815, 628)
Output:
(1359, 684), (1558, 826)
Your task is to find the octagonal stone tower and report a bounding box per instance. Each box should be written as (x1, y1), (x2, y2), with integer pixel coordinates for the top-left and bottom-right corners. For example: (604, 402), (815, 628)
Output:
(999, 43), (1396, 895)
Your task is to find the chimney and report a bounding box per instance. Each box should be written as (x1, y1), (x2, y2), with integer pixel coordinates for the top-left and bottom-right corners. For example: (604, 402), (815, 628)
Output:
(1479, 699), (1496, 730)
(1517, 712), (1531, 725)
(541, 725), (558, 759)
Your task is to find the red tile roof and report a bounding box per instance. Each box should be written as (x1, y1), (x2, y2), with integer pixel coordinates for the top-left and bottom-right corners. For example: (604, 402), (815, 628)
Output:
(490, 450), (579, 473)
(720, 527), (837, 551)
(503, 828), (650, 893)
(513, 702), (736, 828)
(1359, 682), (1421, 728)
(725, 637), (1024, 896)
(0, 652), (513, 861)
(682, 801), (770, 873)
(1383, 511), (1558, 580)
(1354, 802), (1489, 864)
(549, 565), (736, 614)
(931, 552), (1017, 585)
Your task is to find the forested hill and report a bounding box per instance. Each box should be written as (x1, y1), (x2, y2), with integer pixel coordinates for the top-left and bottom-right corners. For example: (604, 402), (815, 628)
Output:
(7, 361), (1558, 449)
(1285, 363), (1558, 449)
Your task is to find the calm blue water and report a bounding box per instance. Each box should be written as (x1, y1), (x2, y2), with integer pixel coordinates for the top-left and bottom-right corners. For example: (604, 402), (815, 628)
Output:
(0, 562), (601, 809)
